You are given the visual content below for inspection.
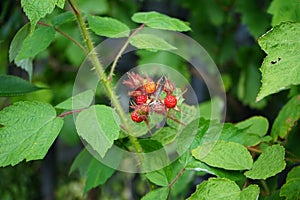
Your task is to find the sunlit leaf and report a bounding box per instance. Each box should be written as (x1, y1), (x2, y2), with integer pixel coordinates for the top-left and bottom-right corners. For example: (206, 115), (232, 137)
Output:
(187, 178), (259, 200)
(87, 15), (130, 38)
(75, 105), (120, 157)
(0, 101), (63, 167)
(130, 33), (176, 51)
(244, 145), (286, 179)
(192, 140), (253, 170)
(257, 22), (300, 101)
(132, 11), (190, 32)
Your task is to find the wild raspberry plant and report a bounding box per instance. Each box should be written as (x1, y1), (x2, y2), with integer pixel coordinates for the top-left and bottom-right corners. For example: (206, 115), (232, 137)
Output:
(1, 0), (300, 199)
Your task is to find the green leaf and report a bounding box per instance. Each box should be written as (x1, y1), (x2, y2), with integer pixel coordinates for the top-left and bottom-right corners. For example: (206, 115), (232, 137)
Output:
(280, 166), (300, 200)
(16, 26), (56, 61)
(257, 22), (300, 101)
(268, 0), (300, 26)
(84, 156), (115, 193)
(185, 159), (245, 181)
(69, 148), (90, 175)
(244, 145), (286, 180)
(187, 178), (259, 200)
(75, 105), (120, 157)
(218, 123), (246, 145)
(146, 160), (183, 187)
(235, 116), (269, 137)
(0, 75), (41, 96)
(21, 0), (59, 31)
(141, 187), (169, 200)
(130, 34), (176, 52)
(240, 184), (260, 200)
(87, 15), (130, 38)
(55, 90), (94, 110)
(77, 0), (109, 15)
(0, 101), (63, 167)
(271, 95), (300, 140)
(145, 165), (171, 187)
(192, 140), (253, 170)
(234, 116), (269, 146)
(151, 127), (177, 145)
(131, 11), (190, 32)
(56, 0), (65, 9)
(51, 11), (75, 26)
(69, 149), (115, 194)
(9, 23), (33, 79)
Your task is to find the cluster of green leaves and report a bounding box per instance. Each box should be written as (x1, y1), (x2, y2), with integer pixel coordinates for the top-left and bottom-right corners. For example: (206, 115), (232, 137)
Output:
(0, 0), (300, 199)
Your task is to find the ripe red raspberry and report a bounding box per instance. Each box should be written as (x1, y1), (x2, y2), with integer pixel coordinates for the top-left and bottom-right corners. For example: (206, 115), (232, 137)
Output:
(144, 81), (156, 94)
(131, 111), (143, 123)
(164, 95), (177, 108)
(136, 95), (148, 105)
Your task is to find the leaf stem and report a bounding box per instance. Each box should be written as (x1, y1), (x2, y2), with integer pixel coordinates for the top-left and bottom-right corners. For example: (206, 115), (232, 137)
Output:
(37, 21), (87, 53)
(67, 0), (143, 156)
(108, 23), (145, 81)
(260, 180), (270, 196)
(58, 108), (87, 117)
(167, 168), (185, 199)
(247, 146), (262, 154)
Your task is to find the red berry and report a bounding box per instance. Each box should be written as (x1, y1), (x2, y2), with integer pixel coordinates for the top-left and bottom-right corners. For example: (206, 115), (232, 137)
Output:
(144, 81), (156, 94)
(164, 95), (177, 108)
(131, 111), (143, 123)
(136, 95), (148, 105)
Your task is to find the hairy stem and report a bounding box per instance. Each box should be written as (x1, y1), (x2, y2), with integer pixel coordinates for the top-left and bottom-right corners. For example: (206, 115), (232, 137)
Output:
(37, 21), (87, 53)
(108, 23), (145, 80)
(68, 0), (143, 155)
(167, 168), (185, 199)
(58, 108), (87, 117)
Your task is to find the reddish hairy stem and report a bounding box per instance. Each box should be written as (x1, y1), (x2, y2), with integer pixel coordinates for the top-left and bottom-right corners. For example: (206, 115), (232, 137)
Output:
(58, 108), (87, 118)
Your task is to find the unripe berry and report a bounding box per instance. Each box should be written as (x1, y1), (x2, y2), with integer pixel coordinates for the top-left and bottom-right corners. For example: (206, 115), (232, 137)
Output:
(144, 81), (156, 94)
(164, 95), (177, 108)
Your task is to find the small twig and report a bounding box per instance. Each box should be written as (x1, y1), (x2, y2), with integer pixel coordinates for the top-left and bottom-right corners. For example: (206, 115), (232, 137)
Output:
(260, 180), (270, 196)
(285, 157), (300, 163)
(167, 113), (186, 126)
(37, 21), (87, 53)
(167, 168), (185, 199)
(108, 23), (145, 81)
(247, 146), (262, 154)
(58, 108), (87, 118)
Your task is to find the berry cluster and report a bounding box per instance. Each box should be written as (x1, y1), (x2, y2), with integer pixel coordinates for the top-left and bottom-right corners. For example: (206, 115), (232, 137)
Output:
(123, 72), (180, 124)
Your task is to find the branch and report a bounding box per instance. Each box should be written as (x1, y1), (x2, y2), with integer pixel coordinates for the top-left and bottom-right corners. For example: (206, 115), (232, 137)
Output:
(37, 21), (87, 53)
(67, 0), (144, 157)
(167, 168), (185, 198)
(58, 108), (87, 118)
(108, 23), (145, 81)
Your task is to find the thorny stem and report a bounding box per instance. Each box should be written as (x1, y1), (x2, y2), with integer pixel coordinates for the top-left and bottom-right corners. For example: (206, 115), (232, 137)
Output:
(68, 0), (143, 157)
(37, 21), (87, 53)
(108, 23), (145, 81)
